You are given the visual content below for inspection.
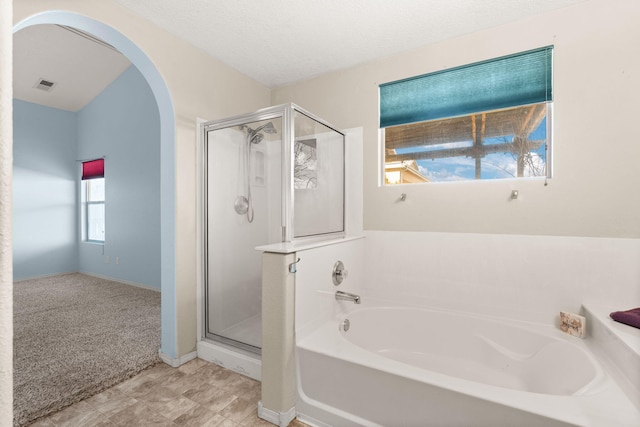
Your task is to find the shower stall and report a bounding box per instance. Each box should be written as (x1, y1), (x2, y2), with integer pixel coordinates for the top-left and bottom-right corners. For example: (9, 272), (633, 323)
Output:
(202, 104), (345, 354)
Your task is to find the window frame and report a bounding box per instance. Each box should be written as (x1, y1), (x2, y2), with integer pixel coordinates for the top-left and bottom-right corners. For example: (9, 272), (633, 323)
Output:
(81, 158), (105, 244)
(84, 178), (105, 244)
(379, 47), (553, 185)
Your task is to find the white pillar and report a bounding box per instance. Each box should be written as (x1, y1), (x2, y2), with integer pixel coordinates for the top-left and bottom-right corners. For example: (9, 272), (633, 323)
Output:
(0, 0), (13, 425)
(259, 252), (296, 426)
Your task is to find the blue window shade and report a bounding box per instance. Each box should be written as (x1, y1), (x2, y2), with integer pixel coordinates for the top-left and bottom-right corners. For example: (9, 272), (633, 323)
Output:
(380, 46), (553, 128)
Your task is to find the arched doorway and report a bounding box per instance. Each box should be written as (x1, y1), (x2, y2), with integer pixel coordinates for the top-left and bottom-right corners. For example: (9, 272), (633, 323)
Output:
(13, 11), (178, 359)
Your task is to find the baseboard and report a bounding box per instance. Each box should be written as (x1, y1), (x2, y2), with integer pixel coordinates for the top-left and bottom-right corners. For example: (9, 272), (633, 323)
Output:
(158, 350), (197, 368)
(14, 271), (77, 282)
(14, 272), (160, 292)
(79, 271), (160, 292)
(296, 413), (331, 427)
(258, 401), (296, 427)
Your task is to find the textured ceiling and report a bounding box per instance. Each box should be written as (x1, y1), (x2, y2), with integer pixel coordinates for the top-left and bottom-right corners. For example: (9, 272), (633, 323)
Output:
(13, 0), (587, 112)
(113, 0), (586, 88)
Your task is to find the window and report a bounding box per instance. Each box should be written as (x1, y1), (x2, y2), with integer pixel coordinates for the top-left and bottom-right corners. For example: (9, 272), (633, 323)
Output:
(81, 159), (105, 243)
(380, 46), (553, 183)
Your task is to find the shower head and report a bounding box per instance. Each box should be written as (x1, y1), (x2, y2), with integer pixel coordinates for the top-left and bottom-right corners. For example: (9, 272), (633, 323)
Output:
(241, 122), (277, 144)
(255, 122), (277, 135)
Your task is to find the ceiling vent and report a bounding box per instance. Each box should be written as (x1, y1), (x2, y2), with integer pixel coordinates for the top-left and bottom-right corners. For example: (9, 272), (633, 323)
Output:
(34, 78), (56, 92)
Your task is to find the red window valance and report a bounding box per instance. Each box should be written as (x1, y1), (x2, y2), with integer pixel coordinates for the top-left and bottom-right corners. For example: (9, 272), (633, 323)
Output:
(81, 159), (104, 180)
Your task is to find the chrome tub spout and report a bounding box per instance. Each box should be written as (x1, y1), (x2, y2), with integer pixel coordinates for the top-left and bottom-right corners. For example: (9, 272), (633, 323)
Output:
(335, 290), (361, 304)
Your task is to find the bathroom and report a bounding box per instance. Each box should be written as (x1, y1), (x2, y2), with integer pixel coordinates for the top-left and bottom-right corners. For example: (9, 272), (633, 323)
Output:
(3, 0), (640, 426)
(198, 2), (640, 422)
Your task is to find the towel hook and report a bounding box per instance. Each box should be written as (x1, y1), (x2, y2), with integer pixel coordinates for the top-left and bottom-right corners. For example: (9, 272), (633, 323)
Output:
(289, 257), (301, 273)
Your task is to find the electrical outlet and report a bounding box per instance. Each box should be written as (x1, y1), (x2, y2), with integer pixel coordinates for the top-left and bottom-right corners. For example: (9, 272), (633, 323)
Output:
(115, 256), (120, 265)
(105, 255), (110, 264)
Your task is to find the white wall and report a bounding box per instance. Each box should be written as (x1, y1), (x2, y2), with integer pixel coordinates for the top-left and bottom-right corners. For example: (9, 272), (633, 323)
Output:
(0, 0), (13, 423)
(273, 0), (640, 239)
(293, 234), (639, 342)
(363, 231), (640, 324)
(294, 238), (365, 340)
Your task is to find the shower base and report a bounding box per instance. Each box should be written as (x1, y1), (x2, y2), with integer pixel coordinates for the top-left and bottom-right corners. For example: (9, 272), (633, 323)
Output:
(219, 313), (262, 349)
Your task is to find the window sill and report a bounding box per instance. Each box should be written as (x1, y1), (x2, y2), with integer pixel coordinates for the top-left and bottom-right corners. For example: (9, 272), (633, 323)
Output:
(83, 240), (104, 246)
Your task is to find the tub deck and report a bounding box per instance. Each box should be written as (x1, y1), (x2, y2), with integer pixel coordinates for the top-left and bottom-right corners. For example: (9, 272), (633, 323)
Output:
(296, 307), (640, 427)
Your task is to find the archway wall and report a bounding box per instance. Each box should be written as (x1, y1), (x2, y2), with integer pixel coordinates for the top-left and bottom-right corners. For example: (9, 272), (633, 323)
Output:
(13, 0), (271, 359)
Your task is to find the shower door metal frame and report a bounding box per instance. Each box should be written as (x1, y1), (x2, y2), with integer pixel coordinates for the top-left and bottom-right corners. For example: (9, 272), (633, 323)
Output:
(202, 107), (283, 354)
(200, 103), (346, 353)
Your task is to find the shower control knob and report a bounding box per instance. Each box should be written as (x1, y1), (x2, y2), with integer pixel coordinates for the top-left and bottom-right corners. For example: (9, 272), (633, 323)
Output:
(332, 261), (348, 286)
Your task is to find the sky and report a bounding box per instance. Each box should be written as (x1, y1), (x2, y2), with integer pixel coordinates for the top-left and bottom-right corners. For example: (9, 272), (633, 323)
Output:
(396, 116), (548, 182)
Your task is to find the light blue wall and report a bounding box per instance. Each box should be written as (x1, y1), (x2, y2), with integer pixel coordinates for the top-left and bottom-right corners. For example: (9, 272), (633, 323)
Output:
(77, 65), (161, 289)
(13, 65), (161, 289)
(13, 100), (79, 280)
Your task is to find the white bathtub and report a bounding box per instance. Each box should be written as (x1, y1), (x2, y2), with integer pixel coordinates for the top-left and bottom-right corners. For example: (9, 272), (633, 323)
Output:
(296, 306), (640, 427)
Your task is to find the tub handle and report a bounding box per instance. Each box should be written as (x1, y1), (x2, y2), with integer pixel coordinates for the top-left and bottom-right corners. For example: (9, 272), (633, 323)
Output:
(332, 260), (348, 285)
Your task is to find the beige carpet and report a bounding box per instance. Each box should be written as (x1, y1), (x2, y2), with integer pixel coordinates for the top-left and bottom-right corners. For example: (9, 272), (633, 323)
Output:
(13, 273), (161, 426)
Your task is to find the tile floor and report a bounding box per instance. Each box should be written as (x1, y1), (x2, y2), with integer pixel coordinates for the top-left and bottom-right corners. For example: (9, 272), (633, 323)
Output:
(29, 358), (309, 427)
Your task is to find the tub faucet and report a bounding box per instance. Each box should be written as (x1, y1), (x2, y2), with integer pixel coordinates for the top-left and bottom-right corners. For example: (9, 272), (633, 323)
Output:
(335, 290), (361, 304)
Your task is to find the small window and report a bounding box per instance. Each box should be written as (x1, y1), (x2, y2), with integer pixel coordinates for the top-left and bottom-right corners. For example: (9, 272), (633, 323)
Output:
(81, 159), (105, 243)
(380, 47), (553, 183)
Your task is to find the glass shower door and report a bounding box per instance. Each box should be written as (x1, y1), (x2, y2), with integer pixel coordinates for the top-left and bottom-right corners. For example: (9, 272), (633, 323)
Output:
(205, 117), (282, 352)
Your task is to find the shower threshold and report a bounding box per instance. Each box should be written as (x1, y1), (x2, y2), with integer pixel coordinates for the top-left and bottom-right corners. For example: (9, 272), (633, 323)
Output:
(197, 336), (262, 381)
